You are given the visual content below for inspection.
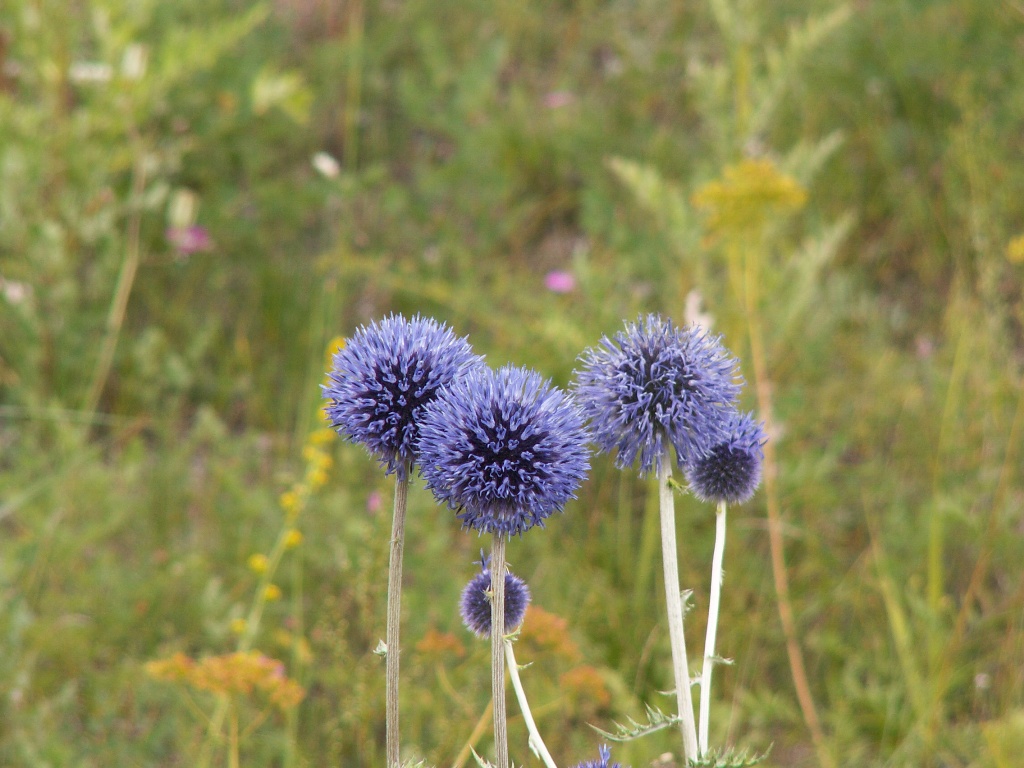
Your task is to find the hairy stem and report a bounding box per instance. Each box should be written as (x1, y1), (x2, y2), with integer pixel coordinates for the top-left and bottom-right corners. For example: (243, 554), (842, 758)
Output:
(490, 534), (509, 768)
(505, 639), (557, 768)
(386, 465), (411, 768)
(658, 455), (699, 763)
(699, 501), (728, 755)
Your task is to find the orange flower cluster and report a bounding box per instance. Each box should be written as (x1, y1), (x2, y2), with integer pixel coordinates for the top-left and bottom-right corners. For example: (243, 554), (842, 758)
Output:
(517, 606), (581, 662)
(559, 664), (611, 710)
(145, 651), (304, 711)
(415, 628), (466, 660)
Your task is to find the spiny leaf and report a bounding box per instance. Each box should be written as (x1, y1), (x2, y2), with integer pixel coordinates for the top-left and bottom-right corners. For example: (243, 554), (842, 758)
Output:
(588, 703), (681, 742)
(688, 744), (772, 767)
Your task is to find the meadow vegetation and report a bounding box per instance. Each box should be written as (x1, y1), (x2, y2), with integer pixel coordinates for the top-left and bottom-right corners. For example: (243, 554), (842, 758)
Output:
(1, 0), (1023, 766)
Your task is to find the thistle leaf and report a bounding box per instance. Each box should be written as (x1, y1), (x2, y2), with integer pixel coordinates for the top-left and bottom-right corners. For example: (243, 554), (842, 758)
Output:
(688, 745), (772, 767)
(588, 703), (681, 742)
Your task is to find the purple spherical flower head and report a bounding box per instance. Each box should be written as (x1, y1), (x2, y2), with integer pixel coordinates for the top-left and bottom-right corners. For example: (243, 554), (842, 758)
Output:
(418, 364), (591, 538)
(571, 744), (622, 768)
(322, 314), (483, 479)
(460, 554), (531, 638)
(574, 314), (741, 475)
(685, 410), (766, 504)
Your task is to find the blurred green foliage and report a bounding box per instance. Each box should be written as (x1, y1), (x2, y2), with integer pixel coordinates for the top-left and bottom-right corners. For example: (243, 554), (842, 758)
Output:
(1, 0), (1023, 766)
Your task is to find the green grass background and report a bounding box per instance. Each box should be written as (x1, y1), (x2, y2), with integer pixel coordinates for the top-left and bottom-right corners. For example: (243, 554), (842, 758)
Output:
(1, 0), (1023, 766)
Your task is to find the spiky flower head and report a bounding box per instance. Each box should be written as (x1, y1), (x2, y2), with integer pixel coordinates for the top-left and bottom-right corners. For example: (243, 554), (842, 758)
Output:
(574, 315), (741, 475)
(570, 744), (622, 768)
(460, 554), (531, 638)
(322, 314), (483, 479)
(418, 364), (590, 538)
(685, 411), (766, 504)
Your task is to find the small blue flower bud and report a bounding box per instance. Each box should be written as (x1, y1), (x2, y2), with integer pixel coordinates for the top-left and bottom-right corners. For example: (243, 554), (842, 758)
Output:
(685, 411), (766, 504)
(459, 556), (531, 638)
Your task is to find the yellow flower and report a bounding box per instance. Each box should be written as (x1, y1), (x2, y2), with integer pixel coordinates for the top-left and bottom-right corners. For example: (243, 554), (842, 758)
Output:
(279, 490), (301, 516)
(273, 629), (314, 665)
(284, 529), (303, 549)
(309, 427), (336, 446)
(306, 467), (329, 489)
(1007, 234), (1024, 264)
(264, 584), (282, 601)
(692, 158), (807, 239)
(247, 553), (269, 573)
(323, 335), (346, 374)
(144, 652), (194, 682)
(230, 617), (248, 635)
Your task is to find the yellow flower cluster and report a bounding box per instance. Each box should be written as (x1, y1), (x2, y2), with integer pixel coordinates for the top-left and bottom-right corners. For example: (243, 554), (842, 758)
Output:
(1007, 234), (1024, 264)
(692, 158), (807, 239)
(324, 335), (346, 369)
(145, 651), (304, 710)
(277, 427), (335, 525)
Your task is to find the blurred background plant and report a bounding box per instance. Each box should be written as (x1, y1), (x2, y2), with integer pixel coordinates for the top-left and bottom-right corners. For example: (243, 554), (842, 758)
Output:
(1, 0), (1022, 766)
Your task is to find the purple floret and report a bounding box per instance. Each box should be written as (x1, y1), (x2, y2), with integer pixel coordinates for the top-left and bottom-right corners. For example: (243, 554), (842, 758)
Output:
(574, 314), (741, 475)
(418, 364), (591, 537)
(570, 744), (623, 768)
(322, 314), (483, 478)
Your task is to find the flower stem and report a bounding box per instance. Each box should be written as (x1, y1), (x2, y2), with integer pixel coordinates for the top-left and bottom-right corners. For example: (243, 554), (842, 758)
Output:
(228, 701), (240, 768)
(490, 533), (509, 768)
(699, 501), (727, 756)
(386, 464), (411, 768)
(658, 455), (699, 763)
(198, 508), (304, 768)
(505, 639), (558, 768)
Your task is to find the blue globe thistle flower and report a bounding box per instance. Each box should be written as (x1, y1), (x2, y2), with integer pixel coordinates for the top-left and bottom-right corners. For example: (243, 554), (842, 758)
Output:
(574, 315), (741, 475)
(459, 554), (531, 638)
(418, 364), (590, 537)
(322, 314), (483, 479)
(571, 744), (622, 768)
(685, 411), (766, 504)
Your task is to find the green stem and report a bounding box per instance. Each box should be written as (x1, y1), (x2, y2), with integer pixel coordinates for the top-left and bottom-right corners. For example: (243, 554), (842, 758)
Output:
(927, 317), (970, 668)
(505, 639), (557, 768)
(491, 534), (509, 768)
(198, 497), (307, 767)
(658, 454), (699, 763)
(285, 534), (304, 768)
(386, 464), (411, 768)
(344, 0), (365, 170)
(228, 700), (240, 768)
(83, 136), (146, 419)
(698, 501), (727, 755)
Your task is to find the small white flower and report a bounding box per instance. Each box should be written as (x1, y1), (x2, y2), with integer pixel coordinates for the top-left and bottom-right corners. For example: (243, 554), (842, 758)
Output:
(685, 289), (715, 331)
(68, 61), (113, 84)
(311, 151), (340, 179)
(0, 277), (31, 305)
(121, 44), (148, 81)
